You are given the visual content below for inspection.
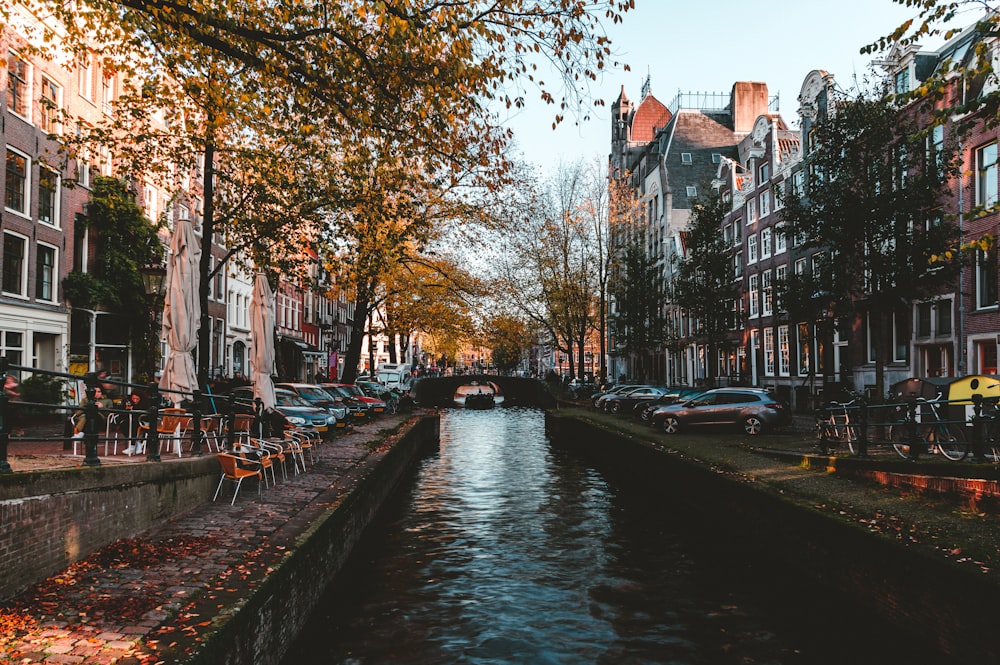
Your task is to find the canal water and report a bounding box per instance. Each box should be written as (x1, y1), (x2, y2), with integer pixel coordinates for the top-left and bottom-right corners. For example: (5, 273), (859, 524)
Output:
(283, 407), (922, 664)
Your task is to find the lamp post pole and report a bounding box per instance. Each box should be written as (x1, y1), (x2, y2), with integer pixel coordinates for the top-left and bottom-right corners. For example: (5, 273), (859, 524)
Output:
(139, 263), (167, 382)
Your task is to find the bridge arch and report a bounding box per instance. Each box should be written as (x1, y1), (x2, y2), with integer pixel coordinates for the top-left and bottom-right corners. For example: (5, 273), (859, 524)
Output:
(411, 375), (556, 409)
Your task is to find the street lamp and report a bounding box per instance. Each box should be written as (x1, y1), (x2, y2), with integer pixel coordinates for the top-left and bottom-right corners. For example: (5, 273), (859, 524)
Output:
(138, 262), (167, 380)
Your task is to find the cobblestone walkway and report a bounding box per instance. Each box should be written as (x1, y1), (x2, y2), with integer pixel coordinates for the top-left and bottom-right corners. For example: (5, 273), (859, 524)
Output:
(0, 414), (419, 664)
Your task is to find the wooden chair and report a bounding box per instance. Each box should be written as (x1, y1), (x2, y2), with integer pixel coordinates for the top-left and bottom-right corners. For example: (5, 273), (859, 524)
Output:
(213, 453), (263, 505)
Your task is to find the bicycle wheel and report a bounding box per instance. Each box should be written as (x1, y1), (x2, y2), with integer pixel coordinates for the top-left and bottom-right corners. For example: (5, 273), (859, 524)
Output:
(844, 425), (862, 455)
(985, 420), (1000, 463)
(888, 423), (913, 459)
(935, 423), (968, 461)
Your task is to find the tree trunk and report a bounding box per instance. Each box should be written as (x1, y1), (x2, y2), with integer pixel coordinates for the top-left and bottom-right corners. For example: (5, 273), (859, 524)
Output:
(341, 291), (370, 384)
(197, 133), (215, 388)
(388, 332), (398, 363)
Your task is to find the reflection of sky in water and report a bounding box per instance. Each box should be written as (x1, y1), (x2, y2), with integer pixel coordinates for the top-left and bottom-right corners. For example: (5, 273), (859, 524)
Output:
(284, 407), (920, 665)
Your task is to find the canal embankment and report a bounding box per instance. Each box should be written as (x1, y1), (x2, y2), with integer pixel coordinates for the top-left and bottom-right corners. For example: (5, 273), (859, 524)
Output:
(0, 412), (439, 664)
(547, 407), (1000, 664)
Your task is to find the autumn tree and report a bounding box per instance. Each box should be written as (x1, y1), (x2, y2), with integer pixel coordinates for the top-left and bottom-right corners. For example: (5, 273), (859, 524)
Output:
(484, 314), (532, 373)
(672, 192), (737, 384)
(780, 89), (962, 399)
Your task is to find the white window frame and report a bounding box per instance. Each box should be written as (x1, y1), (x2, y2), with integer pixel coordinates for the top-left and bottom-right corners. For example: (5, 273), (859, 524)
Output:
(711, 153), (721, 163)
(686, 185), (697, 197)
(746, 199), (756, 224)
(760, 228), (772, 259)
(977, 141), (998, 208)
(36, 165), (60, 227)
(747, 233), (758, 264)
(762, 270), (773, 316)
(35, 241), (58, 303)
(78, 53), (94, 101)
(39, 75), (62, 135)
(759, 191), (770, 217)
(774, 228), (787, 255)
(7, 50), (31, 121)
(763, 327), (775, 376)
(681, 152), (693, 164)
(778, 325), (790, 376)
(2, 231), (29, 298)
(748, 273), (759, 318)
(4, 146), (31, 218)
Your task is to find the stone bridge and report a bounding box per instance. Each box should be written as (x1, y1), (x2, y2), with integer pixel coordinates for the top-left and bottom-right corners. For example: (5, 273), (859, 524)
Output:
(411, 375), (556, 409)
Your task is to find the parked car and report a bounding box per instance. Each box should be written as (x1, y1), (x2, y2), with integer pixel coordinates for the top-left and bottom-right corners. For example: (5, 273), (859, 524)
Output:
(275, 382), (349, 429)
(600, 385), (670, 414)
(634, 388), (705, 421)
(227, 386), (338, 439)
(649, 387), (791, 435)
(319, 383), (378, 421)
(591, 384), (639, 409)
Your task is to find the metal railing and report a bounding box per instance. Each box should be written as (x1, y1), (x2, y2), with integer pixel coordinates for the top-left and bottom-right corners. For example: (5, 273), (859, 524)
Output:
(0, 358), (265, 474)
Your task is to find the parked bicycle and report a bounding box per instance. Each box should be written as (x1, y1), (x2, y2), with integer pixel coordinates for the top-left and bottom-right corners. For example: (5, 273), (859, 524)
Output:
(886, 393), (967, 461)
(816, 392), (863, 455)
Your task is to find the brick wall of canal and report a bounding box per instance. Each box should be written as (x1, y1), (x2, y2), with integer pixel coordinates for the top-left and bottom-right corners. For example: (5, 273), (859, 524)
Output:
(545, 413), (998, 664)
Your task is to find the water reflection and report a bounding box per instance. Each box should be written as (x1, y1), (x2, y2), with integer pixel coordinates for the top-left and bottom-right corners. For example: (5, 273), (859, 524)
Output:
(283, 408), (917, 664)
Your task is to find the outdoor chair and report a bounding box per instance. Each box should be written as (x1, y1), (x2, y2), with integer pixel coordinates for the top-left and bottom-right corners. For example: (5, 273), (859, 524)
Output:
(240, 439), (277, 488)
(137, 408), (191, 457)
(195, 414), (225, 454)
(213, 453), (263, 505)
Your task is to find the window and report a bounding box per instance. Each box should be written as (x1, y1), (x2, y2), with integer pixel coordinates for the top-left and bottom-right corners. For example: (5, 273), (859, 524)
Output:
(37, 167), (58, 225)
(35, 243), (56, 302)
(794, 257), (807, 275)
(39, 77), (60, 133)
(7, 51), (28, 117)
(759, 162), (769, 183)
(711, 153), (722, 164)
(101, 74), (114, 115)
(936, 300), (952, 335)
(5, 148), (29, 215)
(733, 251), (743, 278)
(927, 124), (944, 179)
(759, 191), (770, 217)
(976, 339), (998, 375)
(976, 247), (998, 309)
(760, 228), (772, 259)
(797, 322), (811, 375)
(917, 302), (932, 337)
(686, 186), (697, 197)
(681, 153), (692, 164)
(747, 233), (758, 264)
(792, 171), (805, 197)
(892, 311), (910, 363)
(746, 199), (756, 224)
(894, 68), (910, 95)
(763, 327), (775, 376)
(774, 228), (787, 254)
(977, 142), (998, 208)
(748, 273), (759, 318)
(2, 232), (27, 296)
(762, 270), (773, 316)
(78, 53), (94, 100)
(0, 331), (23, 368)
(773, 183), (784, 210)
(775, 264), (787, 311)
(723, 224), (732, 247)
(778, 325), (790, 376)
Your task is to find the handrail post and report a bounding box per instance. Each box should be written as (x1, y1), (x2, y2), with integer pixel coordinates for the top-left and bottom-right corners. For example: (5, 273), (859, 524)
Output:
(0, 357), (11, 474)
(971, 394), (986, 463)
(190, 389), (204, 457)
(145, 382), (162, 462)
(857, 402), (869, 457)
(907, 401), (921, 461)
(225, 394), (237, 452)
(82, 373), (101, 467)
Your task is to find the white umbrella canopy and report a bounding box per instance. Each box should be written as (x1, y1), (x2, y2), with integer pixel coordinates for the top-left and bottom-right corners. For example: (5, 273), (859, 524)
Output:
(250, 273), (277, 411)
(158, 218), (202, 403)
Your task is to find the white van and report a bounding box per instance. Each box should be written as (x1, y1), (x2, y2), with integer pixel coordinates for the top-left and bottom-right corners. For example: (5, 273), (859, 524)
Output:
(377, 363), (413, 391)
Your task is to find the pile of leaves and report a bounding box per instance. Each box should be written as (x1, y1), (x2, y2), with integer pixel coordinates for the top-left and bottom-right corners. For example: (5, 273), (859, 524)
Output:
(3, 535), (219, 626)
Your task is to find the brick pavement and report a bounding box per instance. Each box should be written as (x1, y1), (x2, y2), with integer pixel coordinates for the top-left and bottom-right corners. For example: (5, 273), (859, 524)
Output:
(0, 413), (420, 664)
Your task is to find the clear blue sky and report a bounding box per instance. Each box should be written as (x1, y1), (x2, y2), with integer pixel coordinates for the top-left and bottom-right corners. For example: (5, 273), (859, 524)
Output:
(500, 0), (958, 174)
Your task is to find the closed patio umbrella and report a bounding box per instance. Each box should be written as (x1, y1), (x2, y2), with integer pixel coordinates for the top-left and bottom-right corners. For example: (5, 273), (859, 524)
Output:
(158, 218), (201, 404)
(250, 273), (276, 411)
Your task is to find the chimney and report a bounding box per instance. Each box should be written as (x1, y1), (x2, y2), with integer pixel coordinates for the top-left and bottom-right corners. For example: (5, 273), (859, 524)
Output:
(731, 82), (769, 134)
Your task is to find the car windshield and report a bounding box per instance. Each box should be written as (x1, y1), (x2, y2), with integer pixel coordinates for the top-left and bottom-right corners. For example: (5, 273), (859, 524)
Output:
(297, 386), (333, 401)
(276, 392), (312, 408)
(325, 386), (352, 398)
(342, 385), (363, 397)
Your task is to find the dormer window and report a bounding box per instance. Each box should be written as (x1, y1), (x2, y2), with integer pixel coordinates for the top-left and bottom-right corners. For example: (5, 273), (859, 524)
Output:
(711, 153), (722, 164)
(681, 153), (692, 164)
